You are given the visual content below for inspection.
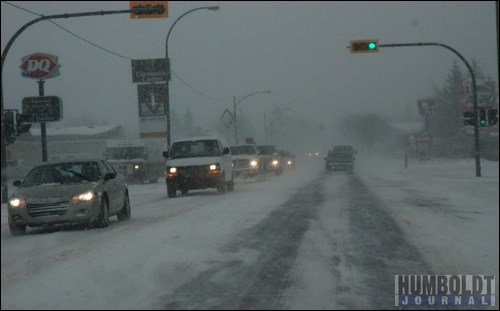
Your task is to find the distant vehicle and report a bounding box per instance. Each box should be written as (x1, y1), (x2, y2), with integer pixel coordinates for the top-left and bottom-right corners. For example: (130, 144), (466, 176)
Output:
(7, 159), (131, 236)
(105, 139), (164, 184)
(325, 151), (355, 172)
(229, 144), (262, 178)
(257, 145), (283, 175)
(163, 137), (234, 197)
(332, 145), (356, 159)
(280, 150), (296, 169)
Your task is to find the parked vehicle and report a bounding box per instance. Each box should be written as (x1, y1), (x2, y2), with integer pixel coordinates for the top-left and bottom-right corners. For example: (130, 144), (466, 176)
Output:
(229, 144), (262, 178)
(105, 139), (164, 184)
(7, 159), (131, 235)
(163, 137), (234, 197)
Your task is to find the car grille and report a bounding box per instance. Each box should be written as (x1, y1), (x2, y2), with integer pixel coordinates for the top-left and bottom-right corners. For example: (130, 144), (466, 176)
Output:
(178, 165), (209, 178)
(27, 200), (70, 217)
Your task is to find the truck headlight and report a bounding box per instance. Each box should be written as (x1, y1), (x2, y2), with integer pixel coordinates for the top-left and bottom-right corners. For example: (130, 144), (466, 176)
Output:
(209, 163), (221, 174)
(133, 164), (140, 170)
(167, 167), (178, 177)
(250, 160), (259, 167)
(272, 160), (279, 166)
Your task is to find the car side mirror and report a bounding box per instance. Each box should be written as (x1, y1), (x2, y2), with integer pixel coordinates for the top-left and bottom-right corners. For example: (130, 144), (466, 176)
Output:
(104, 172), (116, 181)
(162, 151), (169, 158)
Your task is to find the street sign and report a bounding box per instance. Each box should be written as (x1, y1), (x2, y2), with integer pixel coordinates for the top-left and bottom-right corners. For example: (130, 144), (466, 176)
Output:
(22, 96), (62, 122)
(20, 53), (61, 79)
(221, 109), (233, 128)
(130, 1), (168, 19)
(138, 83), (167, 116)
(131, 59), (168, 83)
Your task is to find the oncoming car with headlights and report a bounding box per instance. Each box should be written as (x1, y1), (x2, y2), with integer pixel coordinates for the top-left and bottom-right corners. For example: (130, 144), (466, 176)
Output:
(7, 160), (131, 236)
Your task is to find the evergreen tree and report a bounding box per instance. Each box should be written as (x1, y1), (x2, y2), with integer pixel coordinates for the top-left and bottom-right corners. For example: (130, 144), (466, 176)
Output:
(429, 60), (464, 156)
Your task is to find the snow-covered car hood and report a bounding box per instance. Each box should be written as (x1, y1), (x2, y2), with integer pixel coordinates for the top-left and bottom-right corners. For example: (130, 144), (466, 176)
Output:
(167, 156), (222, 167)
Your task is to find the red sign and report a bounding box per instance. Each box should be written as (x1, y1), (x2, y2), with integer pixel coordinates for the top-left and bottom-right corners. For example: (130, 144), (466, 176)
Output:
(20, 53), (60, 79)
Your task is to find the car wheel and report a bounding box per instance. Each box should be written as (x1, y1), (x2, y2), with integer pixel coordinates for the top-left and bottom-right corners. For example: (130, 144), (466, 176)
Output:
(167, 182), (176, 198)
(94, 198), (109, 228)
(8, 216), (26, 236)
(117, 193), (131, 221)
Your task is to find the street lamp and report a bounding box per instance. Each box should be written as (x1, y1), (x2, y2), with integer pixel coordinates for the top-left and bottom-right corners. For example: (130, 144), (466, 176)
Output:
(233, 90), (272, 144)
(165, 6), (219, 148)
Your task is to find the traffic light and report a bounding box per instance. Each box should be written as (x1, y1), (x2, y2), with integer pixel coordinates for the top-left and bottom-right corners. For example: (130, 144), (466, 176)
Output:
(349, 39), (379, 54)
(3, 110), (17, 145)
(463, 111), (475, 126)
(129, 1), (168, 18)
(15, 113), (32, 135)
(478, 108), (487, 126)
(488, 108), (498, 125)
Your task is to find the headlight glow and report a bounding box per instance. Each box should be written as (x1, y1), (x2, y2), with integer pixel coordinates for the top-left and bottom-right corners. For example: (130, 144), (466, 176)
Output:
(9, 198), (26, 208)
(209, 163), (221, 174)
(72, 191), (95, 202)
(250, 160), (258, 167)
(272, 160), (279, 166)
(167, 167), (178, 177)
(133, 164), (140, 170)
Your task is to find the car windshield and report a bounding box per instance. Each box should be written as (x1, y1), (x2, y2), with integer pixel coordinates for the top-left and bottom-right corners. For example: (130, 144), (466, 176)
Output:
(230, 145), (257, 155)
(169, 140), (221, 158)
(21, 162), (101, 186)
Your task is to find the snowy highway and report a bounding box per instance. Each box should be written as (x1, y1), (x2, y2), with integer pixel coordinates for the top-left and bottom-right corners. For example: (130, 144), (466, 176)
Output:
(1, 156), (498, 309)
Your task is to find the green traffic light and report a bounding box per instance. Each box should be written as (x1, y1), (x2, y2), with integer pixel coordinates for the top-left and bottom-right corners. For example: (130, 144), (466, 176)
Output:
(479, 119), (487, 126)
(368, 42), (377, 50)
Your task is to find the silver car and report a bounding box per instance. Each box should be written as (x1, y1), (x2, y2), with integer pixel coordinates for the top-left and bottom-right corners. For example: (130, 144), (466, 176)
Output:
(7, 159), (131, 235)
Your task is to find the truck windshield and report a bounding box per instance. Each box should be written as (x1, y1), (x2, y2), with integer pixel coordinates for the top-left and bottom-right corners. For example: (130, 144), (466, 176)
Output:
(170, 140), (220, 158)
(230, 145), (257, 155)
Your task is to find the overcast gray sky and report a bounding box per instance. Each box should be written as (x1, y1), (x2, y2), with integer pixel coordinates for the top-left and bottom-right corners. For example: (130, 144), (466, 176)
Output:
(1, 1), (498, 144)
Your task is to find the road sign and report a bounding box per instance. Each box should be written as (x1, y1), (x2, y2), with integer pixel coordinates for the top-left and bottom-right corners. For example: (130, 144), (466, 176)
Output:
(22, 96), (62, 122)
(20, 53), (61, 79)
(221, 109), (233, 128)
(131, 59), (168, 83)
(130, 1), (168, 19)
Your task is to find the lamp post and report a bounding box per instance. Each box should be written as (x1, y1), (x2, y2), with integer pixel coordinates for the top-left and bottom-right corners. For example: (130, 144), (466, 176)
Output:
(165, 6), (219, 148)
(233, 90), (272, 144)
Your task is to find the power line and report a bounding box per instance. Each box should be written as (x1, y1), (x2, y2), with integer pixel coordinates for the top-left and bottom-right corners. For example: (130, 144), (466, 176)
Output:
(2, 1), (230, 101)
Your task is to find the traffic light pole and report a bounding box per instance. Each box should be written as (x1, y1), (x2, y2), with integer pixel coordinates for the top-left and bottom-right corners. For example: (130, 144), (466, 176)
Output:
(378, 42), (481, 177)
(1, 9), (132, 203)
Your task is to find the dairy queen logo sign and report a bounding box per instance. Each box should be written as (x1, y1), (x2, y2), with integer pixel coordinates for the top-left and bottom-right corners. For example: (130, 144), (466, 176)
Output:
(20, 53), (61, 79)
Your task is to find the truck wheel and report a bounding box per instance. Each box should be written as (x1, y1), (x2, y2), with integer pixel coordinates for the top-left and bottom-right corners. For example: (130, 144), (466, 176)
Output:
(226, 175), (234, 191)
(167, 183), (177, 198)
(217, 174), (226, 193)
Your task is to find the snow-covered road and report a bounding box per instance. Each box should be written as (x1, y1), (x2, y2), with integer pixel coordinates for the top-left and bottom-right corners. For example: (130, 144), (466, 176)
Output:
(1, 156), (498, 309)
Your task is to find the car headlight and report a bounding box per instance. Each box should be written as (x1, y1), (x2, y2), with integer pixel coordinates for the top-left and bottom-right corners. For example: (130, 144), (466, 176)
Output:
(250, 160), (259, 167)
(72, 191), (95, 202)
(133, 164), (140, 170)
(9, 198), (26, 208)
(272, 160), (279, 166)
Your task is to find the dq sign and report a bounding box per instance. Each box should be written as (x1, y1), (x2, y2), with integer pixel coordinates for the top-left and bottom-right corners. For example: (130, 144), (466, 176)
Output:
(20, 53), (60, 79)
